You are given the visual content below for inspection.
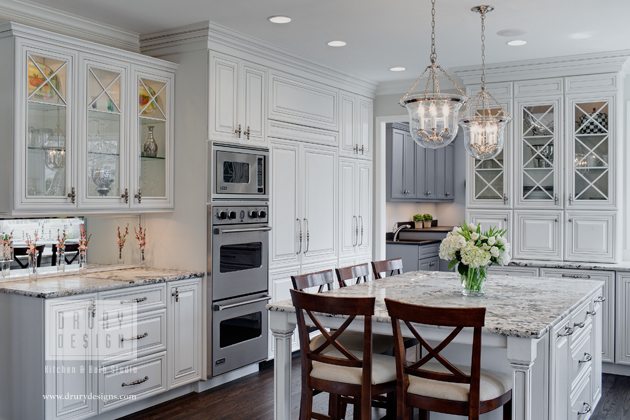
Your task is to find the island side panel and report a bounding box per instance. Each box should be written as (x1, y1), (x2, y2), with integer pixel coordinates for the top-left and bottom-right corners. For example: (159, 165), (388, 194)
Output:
(269, 309), (296, 420)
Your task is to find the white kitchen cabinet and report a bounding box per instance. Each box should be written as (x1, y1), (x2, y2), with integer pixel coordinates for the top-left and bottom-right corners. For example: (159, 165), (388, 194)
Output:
(514, 210), (563, 260)
(615, 273), (630, 365)
(357, 96), (373, 159)
(270, 138), (338, 269)
(541, 268), (614, 364)
(268, 71), (338, 132)
(339, 158), (372, 260)
(549, 317), (571, 420)
(339, 93), (373, 159)
(209, 52), (266, 144)
(466, 210), (512, 243)
(167, 278), (202, 388)
(565, 211), (616, 262)
(44, 295), (98, 420)
(487, 265), (539, 277)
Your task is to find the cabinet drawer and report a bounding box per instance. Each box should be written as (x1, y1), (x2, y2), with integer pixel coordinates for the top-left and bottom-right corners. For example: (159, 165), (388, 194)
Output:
(570, 369), (593, 420)
(100, 309), (167, 365)
(99, 352), (167, 412)
(418, 244), (439, 259)
(100, 284), (167, 317)
(570, 323), (593, 391)
(488, 266), (539, 277)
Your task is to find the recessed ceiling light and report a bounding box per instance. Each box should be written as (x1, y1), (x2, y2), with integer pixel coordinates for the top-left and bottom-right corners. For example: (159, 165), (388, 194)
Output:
(497, 29), (526, 37)
(507, 39), (527, 46)
(389, 66), (406, 72)
(327, 40), (347, 48)
(268, 15), (291, 24)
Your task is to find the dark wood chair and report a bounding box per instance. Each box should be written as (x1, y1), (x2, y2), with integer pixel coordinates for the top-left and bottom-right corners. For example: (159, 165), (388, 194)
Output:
(51, 243), (80, 266)
(384, 299), (512, 420)
(292, 269), (336, 293)
(291, 289), (397, 420)
(336, 263), (371, 288)
(372, 258), (404, 279)
(13, 245), (45, 268)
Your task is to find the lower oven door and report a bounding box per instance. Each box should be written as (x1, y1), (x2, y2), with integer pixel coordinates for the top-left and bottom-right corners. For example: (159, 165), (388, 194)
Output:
(212, 293), (270, 376)
(211, 224), (270, 301)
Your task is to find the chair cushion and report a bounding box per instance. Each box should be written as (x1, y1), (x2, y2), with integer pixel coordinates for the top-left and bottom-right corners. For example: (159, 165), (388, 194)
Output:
(310, 331), (394, 354)
(309, 349), (397, 386)
(407, 362), (512, 402)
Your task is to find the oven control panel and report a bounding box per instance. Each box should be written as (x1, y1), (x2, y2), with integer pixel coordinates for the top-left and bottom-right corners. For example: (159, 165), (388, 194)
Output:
(212, 205), (269, 225)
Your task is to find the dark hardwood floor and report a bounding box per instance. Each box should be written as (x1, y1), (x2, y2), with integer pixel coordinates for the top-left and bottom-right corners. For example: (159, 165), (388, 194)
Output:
(123, 358), (630, 419)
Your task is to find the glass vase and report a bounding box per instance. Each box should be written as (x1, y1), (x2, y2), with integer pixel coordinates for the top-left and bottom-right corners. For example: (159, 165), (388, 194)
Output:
(460, 265), (487, 297)
(79, 250), (87, 272)
(56, 248), (65, 272)
(142, 125), (158, 158)
(1, 244), (12, 279)
(140, 249), (146, 266)
(28, 251), (39, 280)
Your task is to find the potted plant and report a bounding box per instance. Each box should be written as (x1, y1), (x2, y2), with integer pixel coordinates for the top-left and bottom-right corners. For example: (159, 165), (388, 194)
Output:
(412, 214), (424, 229)
(438, 223), (511, 296)
(422, 214), (433, 228)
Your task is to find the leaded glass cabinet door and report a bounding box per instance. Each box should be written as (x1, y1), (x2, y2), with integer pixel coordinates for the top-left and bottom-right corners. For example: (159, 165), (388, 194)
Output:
(131, 68), (174, 209)
(19, 46), (76, 209)
(466, 99), (512, 208)
(79, 58), (128, 208)
(567, 95), (615, 209)
(515, 97), (563, 209)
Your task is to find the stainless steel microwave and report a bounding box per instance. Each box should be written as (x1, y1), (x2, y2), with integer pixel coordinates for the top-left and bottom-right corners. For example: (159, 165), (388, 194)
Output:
(210, 143), (269, 200)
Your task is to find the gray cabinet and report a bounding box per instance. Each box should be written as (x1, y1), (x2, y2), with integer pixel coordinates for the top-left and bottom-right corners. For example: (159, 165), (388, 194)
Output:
(419, 256), (440, 271)
(386, 242), (447, 273)
(387, 123), (454, 202)
(386, 243), (419, 272)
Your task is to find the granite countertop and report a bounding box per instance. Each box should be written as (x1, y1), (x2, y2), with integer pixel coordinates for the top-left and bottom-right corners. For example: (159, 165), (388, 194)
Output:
(509, 259), (630, 272)
(0, 267), (204, 298)
(268, 271), (603, 339)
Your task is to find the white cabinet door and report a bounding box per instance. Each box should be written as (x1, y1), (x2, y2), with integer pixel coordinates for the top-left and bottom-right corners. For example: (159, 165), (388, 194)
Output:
(167, 278), (202, 388)
(615, 274), (630, 365)
(514, 211), (563, 260)
(209, 53), (239, 141)
(356, 161), (372, 256)
(240, 61), (266, 143)
(541, 268), (614, 363)
(339, 94), (356, 156)
(302, 145), (338, 264)
(44, 296), (97, 420)
(270, 140), (301, 267)
(339, 158), (357, 259)
(357, 97), (373, 159)
(466, 210), (512, 243)
(565, 211), (616, 262)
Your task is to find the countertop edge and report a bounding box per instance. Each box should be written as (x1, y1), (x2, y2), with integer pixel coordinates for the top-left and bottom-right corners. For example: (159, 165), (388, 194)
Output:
(508, 259), (630, 272)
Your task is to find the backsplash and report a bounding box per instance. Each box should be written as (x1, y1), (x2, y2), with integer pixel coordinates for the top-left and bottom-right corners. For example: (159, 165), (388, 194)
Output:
(386, 202), (463, 232)
(0, 217), (84, 244)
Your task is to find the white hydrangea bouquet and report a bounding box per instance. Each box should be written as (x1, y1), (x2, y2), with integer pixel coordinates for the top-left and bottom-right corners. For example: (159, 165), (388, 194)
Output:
(439, 223), (511, 296)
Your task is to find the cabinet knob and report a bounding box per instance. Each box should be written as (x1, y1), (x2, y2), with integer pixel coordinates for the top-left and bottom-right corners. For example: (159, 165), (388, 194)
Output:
(444, 192), (450, 196)
(121, 188), (129, 204)
(67, 187), (76, 204)
(503, 193), (508, 204)
(234, 124), (242, 138)
(359, 145), (365, 154)
(425, 191), (432, 196)
(172, 289), (180, 303)
(568, 193), (574, 204)
(134, 189), (142, 204)
(353, 144), (358, 153)
(244, 126), (251, 140)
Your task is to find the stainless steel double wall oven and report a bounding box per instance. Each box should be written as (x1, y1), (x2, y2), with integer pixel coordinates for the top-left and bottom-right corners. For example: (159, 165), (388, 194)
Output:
(207, 143), (270, 377)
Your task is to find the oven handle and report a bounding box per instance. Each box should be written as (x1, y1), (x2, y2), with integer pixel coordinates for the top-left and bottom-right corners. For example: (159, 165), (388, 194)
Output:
(215, 227), (272, 234)
(214, 296), (272, 311)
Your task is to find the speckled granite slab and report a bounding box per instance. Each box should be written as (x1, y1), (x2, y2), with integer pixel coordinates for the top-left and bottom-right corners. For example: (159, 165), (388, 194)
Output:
(509, 259), (630, 272)
(268, 271), (603, 339)
(0, 267), (204, 298)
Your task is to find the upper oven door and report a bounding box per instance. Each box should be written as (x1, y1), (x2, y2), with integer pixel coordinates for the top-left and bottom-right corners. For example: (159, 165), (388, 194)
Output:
(212, 145), (268, 200)
(212, 224), (270, 301)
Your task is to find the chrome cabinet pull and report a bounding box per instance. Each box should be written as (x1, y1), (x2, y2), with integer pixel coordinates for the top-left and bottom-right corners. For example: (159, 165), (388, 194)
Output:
(353, 144), (358, 154)
(172, 289), (179, 303)
(557, 326), (574, 337)
(352, 216), (358, 247)
(216, 227), (272, 234)
(578, 353), (592, 364)
(214, 295), (271, 311)
(234, 124), (242, 138)
(359, 145), (365, 154)
(122, 376), (149, 387)
(296, 218), (302, 255)
(120, 296), (148, 304)
(561, 273), (591, 279)
(577, 402), (591, 415)
(244, 126), (251, 140)
(134, 189), (142, 204)
(359, 215), (364, 246)
(574, 321), (585, 329)
(587, 309), (597, 317)
(594, 296), (606, 303)
(121, 188), (129, 203)
(304, 218), (310, 253)
(120, 332), (148, 342)
(568, 193), (574, 204)
(67, 187), (76, 204)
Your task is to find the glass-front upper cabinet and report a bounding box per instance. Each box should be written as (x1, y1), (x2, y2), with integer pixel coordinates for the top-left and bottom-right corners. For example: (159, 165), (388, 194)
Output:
(467, 99), (512, 208)
(567, 95), (614, 208)
(515, 97), (563, 209)
(132, 69), (173, 209)
(22, 47), (76, 208)
(79, 59), (128, 208)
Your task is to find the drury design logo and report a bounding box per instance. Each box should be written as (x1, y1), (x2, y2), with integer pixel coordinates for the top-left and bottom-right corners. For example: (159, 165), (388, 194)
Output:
(45, 299), (140, 361)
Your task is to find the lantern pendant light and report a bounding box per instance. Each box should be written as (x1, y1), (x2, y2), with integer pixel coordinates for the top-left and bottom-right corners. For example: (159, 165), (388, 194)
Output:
(400, 0), (467, 149)
(460, 5), (511, 160)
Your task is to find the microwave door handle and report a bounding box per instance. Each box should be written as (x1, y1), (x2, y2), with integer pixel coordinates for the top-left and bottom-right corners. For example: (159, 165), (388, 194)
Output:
(216, 227), (272, 234)
(214, 296), (272, 311)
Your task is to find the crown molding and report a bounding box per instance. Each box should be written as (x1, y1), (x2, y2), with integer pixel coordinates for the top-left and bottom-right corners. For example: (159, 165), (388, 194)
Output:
(0, 0), (139, 51)
(375, 75), (465, 97)
(453, 50), (630, 86)
(140, 21), (378, 98)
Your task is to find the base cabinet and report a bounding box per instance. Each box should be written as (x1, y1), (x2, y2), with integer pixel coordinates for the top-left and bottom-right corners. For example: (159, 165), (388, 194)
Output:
(615, 274), (630, 366)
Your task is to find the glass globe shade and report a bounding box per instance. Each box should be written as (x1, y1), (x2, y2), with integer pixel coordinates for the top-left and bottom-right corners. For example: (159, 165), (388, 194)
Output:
(460, 116), (510, 160)
(401, 93), (466, 149)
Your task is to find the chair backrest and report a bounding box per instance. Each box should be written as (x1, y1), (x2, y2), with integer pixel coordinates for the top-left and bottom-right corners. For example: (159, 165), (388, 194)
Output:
(291, 269), (335, 293)
(336, 263), (371, 288)
(384, 298), (486, 418)
(371, 258), (404, 279)
(290, 289), (375, 385)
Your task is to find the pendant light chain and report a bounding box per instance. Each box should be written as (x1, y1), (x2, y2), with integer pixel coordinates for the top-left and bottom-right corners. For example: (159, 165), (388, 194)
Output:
(479, 6), (488, 111)
(430, 0), (437, 64)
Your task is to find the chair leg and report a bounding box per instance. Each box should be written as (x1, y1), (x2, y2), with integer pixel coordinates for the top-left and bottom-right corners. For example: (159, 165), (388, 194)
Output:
(385, 392), (396, 419)
(503, 399), (512, 420)
(360, 394), (371, 420)
(418, 409), (430, 420)
(300, 387), (313, 420)
(407, 407), (415, 420)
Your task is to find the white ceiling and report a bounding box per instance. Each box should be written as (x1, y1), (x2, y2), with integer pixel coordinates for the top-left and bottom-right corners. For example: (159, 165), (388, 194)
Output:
(24, 0), (630, 83)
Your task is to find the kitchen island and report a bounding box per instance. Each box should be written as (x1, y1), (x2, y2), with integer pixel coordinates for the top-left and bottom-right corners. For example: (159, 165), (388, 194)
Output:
(268, 271), (605, 420)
